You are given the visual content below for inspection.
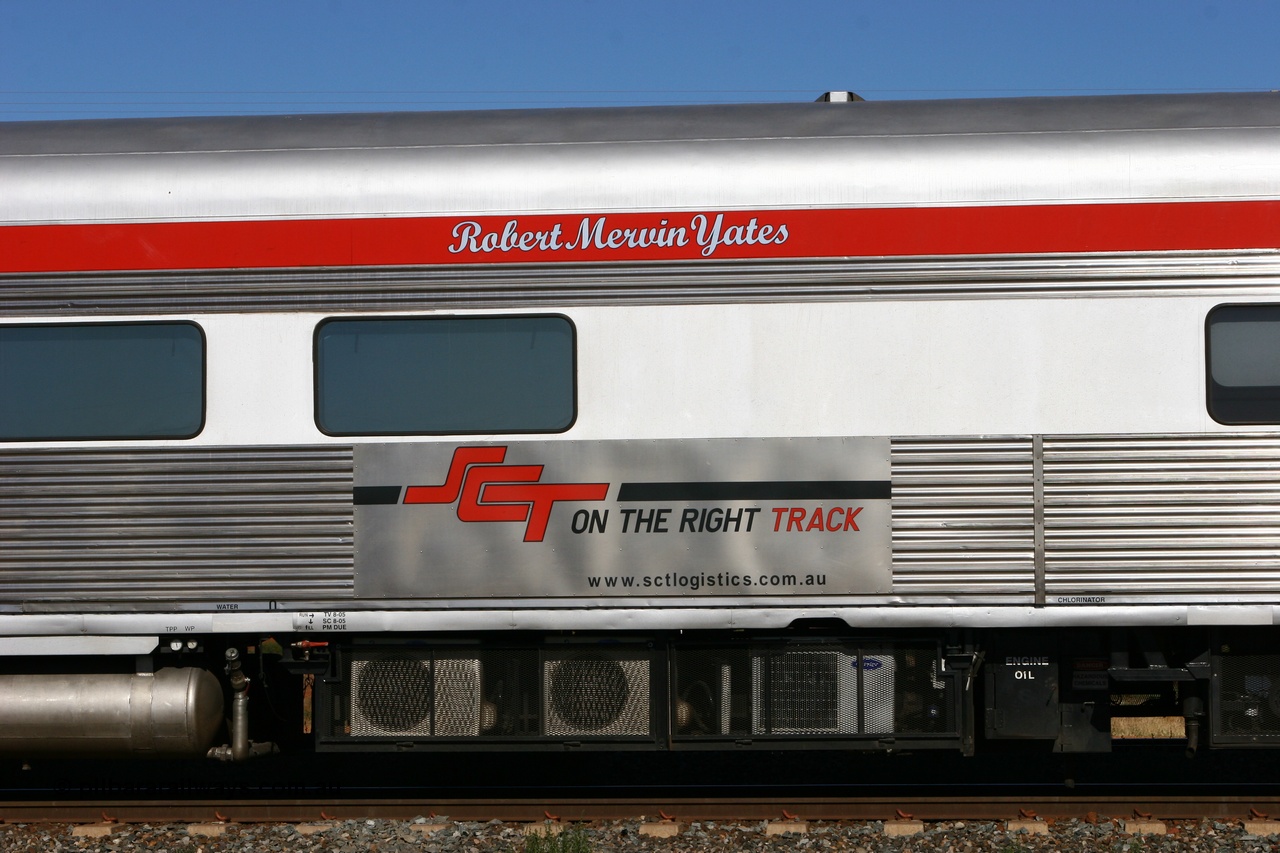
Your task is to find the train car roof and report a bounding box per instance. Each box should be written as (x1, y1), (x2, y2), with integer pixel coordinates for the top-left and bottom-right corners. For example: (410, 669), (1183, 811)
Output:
(2, 92), (1279, 157)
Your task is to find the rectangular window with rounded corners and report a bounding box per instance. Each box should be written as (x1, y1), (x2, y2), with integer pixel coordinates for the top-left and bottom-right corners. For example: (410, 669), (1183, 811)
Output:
(0, 322), (205, 441)
(315, 315), (576, 435)
(1207, 304), (1280, 424)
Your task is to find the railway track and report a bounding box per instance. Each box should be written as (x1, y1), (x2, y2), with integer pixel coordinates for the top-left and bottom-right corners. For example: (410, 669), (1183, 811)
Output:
(6, 750), (1280, 850)
(6, 794), (1280, 853)
(3, 794), (1280, 823)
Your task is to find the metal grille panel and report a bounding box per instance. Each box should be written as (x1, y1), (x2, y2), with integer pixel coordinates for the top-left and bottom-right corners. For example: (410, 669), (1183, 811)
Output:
(1043, 435), (1280, 594)
(326, 645), (653, 746)
(674, 642), (955, 742)
(0, 446), (354, 601)
(752, 649), (861, 734)
(328, 642), (959, 750)
(1214, 654), (1280, 744)
(433, 657), (485, 737)
(349, 654), (435, 737)
(891, 437), (1035, 595)
(895, 646), (955, 735)
(543, 652), (650, 737)
(346, 651), (483, 738)
(671, 649), (748, 738)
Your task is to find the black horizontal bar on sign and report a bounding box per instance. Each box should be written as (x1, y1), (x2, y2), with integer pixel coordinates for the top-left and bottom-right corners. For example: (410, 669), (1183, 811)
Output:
(616, 481), (891, 502)
(353, 486), (403, 505)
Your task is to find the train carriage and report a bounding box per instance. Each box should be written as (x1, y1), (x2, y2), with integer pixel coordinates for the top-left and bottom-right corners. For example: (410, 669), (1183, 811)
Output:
(3, 92), (1280, 759)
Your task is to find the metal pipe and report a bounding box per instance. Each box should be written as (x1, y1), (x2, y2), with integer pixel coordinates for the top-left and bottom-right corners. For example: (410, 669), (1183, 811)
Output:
(208, 647), (276, 762)
(230, 688), (250, 762)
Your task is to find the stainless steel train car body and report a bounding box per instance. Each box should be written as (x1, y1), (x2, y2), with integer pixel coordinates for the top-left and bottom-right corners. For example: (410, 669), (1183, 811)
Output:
(5, 94), (1280, 756)
(4, 95), (1280, 632)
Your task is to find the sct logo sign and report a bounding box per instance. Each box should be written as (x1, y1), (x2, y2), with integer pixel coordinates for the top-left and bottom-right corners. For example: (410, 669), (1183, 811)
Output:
(357, 446), (608, 543)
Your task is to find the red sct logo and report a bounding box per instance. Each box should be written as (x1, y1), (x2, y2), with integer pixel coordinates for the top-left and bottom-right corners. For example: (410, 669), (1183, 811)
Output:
(403, 446), (609, 542)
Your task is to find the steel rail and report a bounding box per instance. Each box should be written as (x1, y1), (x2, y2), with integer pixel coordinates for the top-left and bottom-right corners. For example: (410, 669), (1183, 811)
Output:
(2, 796), (1279, 825)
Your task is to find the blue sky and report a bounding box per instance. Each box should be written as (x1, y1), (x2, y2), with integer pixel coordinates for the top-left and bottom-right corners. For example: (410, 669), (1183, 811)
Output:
(1, 1), (1277, 121)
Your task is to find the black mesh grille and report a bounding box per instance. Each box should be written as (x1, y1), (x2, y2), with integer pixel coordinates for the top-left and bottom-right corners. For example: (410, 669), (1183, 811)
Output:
(893, 646), (955, 735)
(671, 648), (748, 736)
(1215, 654), (1280, 742)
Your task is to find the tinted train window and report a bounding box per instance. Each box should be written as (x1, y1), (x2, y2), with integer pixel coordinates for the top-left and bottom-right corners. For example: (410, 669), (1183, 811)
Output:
(314, 316), (575, 435)
(0, 323), (204, 440)
(1207, 305), (1280, 424)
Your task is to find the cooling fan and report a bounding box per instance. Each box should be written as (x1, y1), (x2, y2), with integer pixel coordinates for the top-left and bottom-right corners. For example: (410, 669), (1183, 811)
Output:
(543, 652), (650, 737)
(348, 652), (485, 737)
(350, 653), (434, 736)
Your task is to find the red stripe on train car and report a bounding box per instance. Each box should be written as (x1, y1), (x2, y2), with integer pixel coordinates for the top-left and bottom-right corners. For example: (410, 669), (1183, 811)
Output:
(1, 200), (1279, 274)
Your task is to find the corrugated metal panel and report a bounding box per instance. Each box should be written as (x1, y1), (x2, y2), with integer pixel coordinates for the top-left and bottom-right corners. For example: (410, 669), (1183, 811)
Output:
(0, 446), (353, 601)
(891, 437), (1035, 595)
(1044, 434), (1280, 594)
(2, 252), (1279, 316)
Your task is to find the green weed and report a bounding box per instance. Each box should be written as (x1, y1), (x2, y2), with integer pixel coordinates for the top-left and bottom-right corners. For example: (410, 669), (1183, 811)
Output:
(524, 824), (591, 853)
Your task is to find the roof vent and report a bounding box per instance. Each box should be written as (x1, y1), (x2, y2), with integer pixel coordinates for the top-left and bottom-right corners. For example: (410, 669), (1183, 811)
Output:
(816, 91), (865, 103)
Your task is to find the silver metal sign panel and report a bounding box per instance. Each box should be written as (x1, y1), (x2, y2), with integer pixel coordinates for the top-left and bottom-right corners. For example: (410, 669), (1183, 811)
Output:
(353, 438), (890, 599)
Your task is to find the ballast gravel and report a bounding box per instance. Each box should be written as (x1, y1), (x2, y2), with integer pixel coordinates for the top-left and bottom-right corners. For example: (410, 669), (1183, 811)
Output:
(2, 816), (1280, 852)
